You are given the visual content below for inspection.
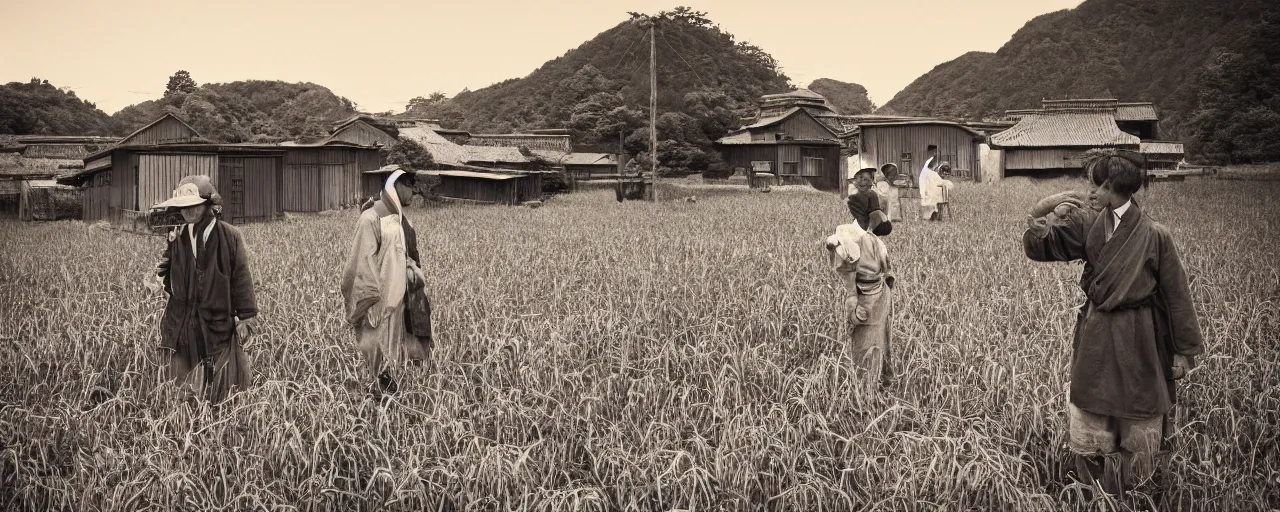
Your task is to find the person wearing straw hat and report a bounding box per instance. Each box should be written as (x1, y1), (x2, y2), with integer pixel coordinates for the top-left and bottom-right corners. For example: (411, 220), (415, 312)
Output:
(152, 175), (259, 405)
(340, 169), (432, 400)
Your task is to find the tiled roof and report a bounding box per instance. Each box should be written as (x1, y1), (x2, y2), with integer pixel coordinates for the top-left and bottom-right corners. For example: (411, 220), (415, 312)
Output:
(463, 145), (527, 164)
(1116, 103), (1159, 121)
(989, 111), (1140, 148)
(418, 170), (523, 180)
(1140, 142), (1184, 154)
(744, 107), (802, 129)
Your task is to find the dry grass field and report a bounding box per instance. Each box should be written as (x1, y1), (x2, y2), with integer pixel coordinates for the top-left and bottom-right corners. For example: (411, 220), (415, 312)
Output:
(1, 176), (1276, 511)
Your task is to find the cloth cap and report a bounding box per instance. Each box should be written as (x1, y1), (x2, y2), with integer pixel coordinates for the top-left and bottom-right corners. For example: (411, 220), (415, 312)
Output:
(153, 175), (217, 209)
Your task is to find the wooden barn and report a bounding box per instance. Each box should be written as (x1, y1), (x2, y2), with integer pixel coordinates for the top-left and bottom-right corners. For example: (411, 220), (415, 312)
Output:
(19, 180), (81, 221)
(1140, 141), (1185, 171)
(838, 119), (987, 188)
(420, 170), (542, 205)
(0, 135), (113, 217)
(59, 113), (382, 223)
(988, 109), (1141, 176)
(714, 107), (845, 190)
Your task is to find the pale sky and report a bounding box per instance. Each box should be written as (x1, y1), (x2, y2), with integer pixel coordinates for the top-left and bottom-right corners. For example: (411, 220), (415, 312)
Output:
(1, 0), (1083, 116)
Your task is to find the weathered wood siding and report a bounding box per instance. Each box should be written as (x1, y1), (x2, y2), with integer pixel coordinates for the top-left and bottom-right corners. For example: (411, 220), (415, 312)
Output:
(856, 125), (981, 182)
(122, 116), (202, 145)
(438, 176), (517, 204)
(136, 153), (218, 212)
(1005, 148), (1087, 170)
(283, 148), (378, 212)
(219, 156), (282, 224)
(752, 112), (837, 141)
(719, 143), (841, 191)
(82, 172), (112, 222)
(329, 121), (398, 146)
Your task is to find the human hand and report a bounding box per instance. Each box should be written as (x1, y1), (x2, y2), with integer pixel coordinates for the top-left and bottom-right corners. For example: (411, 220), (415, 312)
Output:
(1172, 354), (1191, 379)
(235, 316), (257, 340)
(1026, 215), (1050, 236)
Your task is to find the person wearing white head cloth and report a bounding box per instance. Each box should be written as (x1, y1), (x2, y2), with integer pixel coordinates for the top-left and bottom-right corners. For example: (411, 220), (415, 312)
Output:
(152, 175), (259, 405)
(340, 169), (432, 399)
(825, 219), (895, 394)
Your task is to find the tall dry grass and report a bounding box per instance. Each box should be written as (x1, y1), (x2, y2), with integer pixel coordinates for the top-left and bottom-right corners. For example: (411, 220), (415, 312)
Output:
(0, 176), (1276, 511)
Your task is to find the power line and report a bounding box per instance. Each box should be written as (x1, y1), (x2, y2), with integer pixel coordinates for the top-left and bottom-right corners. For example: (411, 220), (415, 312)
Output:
(657, 29), (708, 89)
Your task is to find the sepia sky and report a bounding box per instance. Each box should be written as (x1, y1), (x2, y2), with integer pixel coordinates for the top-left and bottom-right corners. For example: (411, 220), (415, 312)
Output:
(1, 0), (1083, 115)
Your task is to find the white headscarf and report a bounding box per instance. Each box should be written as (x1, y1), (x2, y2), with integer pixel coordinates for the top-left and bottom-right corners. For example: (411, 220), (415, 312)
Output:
(383, 169), (406, 214)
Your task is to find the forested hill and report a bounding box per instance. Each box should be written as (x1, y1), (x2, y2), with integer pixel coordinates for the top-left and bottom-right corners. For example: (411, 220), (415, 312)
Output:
(0, 78), (118, 136)
(807, 78), (875, 115)
(402, 7), (794, 171)
(881, 0), (1280, 163)
(112, 77), (359, 143)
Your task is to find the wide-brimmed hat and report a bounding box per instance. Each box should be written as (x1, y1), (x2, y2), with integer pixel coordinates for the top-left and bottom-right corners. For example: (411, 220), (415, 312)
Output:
(153, 175), (217, 210)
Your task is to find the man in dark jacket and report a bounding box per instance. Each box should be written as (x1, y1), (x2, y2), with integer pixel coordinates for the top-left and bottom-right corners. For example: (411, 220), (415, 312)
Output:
(154, 175), (259, 405)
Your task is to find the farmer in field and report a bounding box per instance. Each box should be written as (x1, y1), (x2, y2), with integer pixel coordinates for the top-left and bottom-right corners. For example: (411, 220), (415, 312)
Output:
(341, 169), (432, 399)
(825, 216), (895, 392)
(1022, 150), (1204, 496)
(876, 163), (902, 223)
(919, 160), (955, 221)
(845, 168), (892, 236)
(153, 175), (259, 405)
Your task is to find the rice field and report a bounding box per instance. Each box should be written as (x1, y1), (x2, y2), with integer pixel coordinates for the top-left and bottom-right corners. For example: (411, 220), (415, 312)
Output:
(1, 176), (1277, 511)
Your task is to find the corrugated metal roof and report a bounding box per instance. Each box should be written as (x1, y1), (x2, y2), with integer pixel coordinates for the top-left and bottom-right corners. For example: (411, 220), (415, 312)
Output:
(1140, 142), (1184, 154)
(562, 153), (616, 165)
(418, 170), (523, 180)
(1116, 103), (1159, 121)
(989, 111), (1140, 148)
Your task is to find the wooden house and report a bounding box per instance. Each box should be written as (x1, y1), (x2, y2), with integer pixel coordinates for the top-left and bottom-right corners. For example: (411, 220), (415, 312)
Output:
(59, 113), (382, 224)
(19, 180), (81, 221)
(1140, 141), (1185, 171)
(0, 135), (113, 217)
(714, 107), (845, 190)
(419, 170), (542, 205)
(988, 107), (1141, 176)
(838, 119), (987, 189)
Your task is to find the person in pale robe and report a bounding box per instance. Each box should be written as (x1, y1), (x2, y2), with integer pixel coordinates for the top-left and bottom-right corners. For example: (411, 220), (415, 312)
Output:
(876, 163), (902, 222)
(825, 221), (895, 392)
(919, 158), (955, 221)
(1023, 151), (1203, 496)
(340, 169), (430, 398)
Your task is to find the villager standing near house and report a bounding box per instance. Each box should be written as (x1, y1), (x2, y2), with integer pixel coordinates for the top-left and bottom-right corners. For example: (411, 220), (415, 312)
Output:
(846, 168), (892, 236)
(825, 219), (895, 393)
(920, 160), (955, 221)
(152, 175), (259, 405)
(1022, 151), (1203, 496)
(876, 163), (903, 223)
(341, 169), (433, 400)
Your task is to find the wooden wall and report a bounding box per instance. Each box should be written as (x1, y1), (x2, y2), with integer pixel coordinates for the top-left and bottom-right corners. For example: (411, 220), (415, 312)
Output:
(329, 121), (398, 146)
(219, 156), (282, 224)
(122, 116), (202, 145)
(1004, 148), (1088, 170)
(856, 124), (981, 183)
(752, 112), (837, 141)
(437, 176), (518, 205)
(136, 153), (218, 212)
(283, 148), (380, 212)
(718, 143), (842, 191)
(82, 172), (112, 222)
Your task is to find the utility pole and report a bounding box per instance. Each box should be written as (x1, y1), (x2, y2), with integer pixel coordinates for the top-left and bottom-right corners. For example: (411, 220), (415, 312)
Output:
(648, 17), (658, 202)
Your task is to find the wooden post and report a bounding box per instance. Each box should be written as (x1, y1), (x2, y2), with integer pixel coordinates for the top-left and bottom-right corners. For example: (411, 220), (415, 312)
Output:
(649, 20), (657, 202)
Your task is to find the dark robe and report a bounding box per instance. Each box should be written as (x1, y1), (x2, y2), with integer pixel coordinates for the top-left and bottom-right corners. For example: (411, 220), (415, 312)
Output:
(156, 218), (257, 396)
(1023, 201), (1204, 420)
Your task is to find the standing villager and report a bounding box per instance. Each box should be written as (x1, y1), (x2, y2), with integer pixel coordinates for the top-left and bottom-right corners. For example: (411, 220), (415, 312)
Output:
(876, 163), (903, 223)
(153, 175), (259, 405)
(825, 220), (895, 393)
(341, 169), (432, 399)
(919, 160), (955, 221)
(846, 168), (892, 236)
(1022, 150), (1203, 496)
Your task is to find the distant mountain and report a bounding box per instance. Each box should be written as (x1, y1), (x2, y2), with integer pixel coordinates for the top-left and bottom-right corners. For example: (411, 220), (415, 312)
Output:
(0, 78), (118, 136)
(881, 0), (1277, 160)
(112, 79), (358, 143)
(807, 78), (874, 115)
(404, 7), (793, 172)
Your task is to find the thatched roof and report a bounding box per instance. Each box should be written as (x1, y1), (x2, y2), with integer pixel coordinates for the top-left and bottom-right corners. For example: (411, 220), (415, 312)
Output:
(0, 154), (83, 179)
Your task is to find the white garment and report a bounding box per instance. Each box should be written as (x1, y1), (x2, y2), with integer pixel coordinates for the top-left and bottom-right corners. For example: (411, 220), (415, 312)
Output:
(187, 220), (216, 258)
(1112, 200), (1131, 233)
(918, 167), (954, 215)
